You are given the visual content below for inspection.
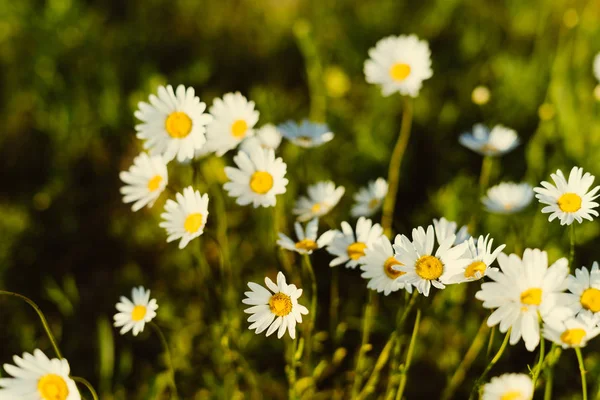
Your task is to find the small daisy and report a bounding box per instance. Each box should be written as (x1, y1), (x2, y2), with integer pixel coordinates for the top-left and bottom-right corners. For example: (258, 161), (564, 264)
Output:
(293, 181), (345, 222)
(459, 124), (520, 157)
(364, 34), (433, 97)
(360, 235), (413, 296)
(533, 166), (600, 225)
(119, 152), (168, 212)
(594, 53), (600, 82)
(482, 182), (534, 214)
(326, 217), (384, 269)
(544, 315), (600, 349)
(277, 218), (336, 255)
(481, 373), (533, 400)
(444, 235), (506, 284)
(565, 262), (600, 319)
(242, 271), (308, 339)
(432, 217), (470, 246)
(134, 84), (212, 163)
(277, 119), (334, 148)
(223, 145), (288, 208)
(206, 92), (259, 156)
(0, 349), (81, 400)
(476, 249), (571, 351)
(113, 286), (158, 337)
(393, 225), (469, 296)
(159, 186), (209, 249)
(240, 124), (282, 153)
(351, 178), (388, 218)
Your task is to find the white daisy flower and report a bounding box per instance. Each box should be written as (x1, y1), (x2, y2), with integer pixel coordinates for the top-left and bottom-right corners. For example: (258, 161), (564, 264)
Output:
(432, 217), (470, 246)
(0, 349), (81, 400)
(277, 119), (334, 148)
(224, 145), (288, 208)
(475, 249), (571, 351)
(481, 373), (533, 400)
(293, 181), (345, 222)
(544, 315), (600, 349)
(134, 84), (212, 163)
(364, 34), (433, 97)
(565, 262), (600, 319)
(444, 235), (506, 284)
(205, 92), (259, 156)
(277, 218), (336, 255)
(393, 225), (469, 296)
(113, 286), (158, 337)
(242, 271), (308, 339)
(240, 124), (282, 153)
(326, 217), (384, 269)
(459, 124), (520, 157)
(594, 53), (600, 82)
(482, 182), (534, 214)
(360, 235), (413, 296)
(533, 166), (600, 225)
(119, 152), (168, 212)
(351, 178), (388, 218)
(159, 186), (209, 249)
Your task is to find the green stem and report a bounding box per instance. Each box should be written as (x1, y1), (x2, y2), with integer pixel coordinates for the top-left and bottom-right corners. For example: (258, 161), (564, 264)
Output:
(479, 156), (493, 195)
(288, 337), (298, 400)
(73, 376), (99, 400)
(531, 338), (546, 386)
(351, 291), (378, 399)
(543, 365), (553, 400)
(330, 266), (340, 344)
(381, 97), (414, 237)
(576, 347), (588, 400)
(569, 224), (576, 270)
(469, 330), (511, 400)
(302, 254), (318, 375)
(395, 309), (422, 400)
(150, 322), (179, 400)
(486, 325), (496, 360)
(357, 333), (397, 400)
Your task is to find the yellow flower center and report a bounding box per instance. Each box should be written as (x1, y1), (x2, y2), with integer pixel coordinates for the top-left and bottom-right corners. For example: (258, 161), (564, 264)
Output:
(347, 242), (367, 260)
(37, 373), (69, 400)
(147, 175), (163, 192)
(249, 171), (274, 194)
(580, 288), (600, 313)
(368, 198), (380, 209)
(184, 213), (204, 233)
(503, 203), (514, 211)
(296, 136), (313, 145)
(295, 239), (318, 251)
(500, 391), (524, 400)
(557, 192), (582, 213)
(415, 255), (443, 280)
(269, 292), (292, 317)
(311, 203), (322, 213)
(384, 256), (405, 279)
(560, 328), (587, 346)
(480, 143), (498, 153)
(165, 111), (192, 139)
(389, 63), (411, 82)
(464, 261), (487, 279)
(520, 288), (542, 306)
(131, 305), (147, 321)
(231, 119), (249, 138)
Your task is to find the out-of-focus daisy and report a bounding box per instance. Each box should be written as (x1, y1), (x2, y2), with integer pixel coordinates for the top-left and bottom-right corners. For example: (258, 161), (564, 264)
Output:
(277, 218), (336, 255)
(293, 181), (345, 222)
(360, 235), (413, 296)
(224, 145), (288, 208)
(206, 92), (259, 156)
(594, 53), (600, 82)
(114, 286), (158, 336)
(544, 315), (600, 349)
(481, 373), (533, 400)
(459, 124), (519, 157)
(326, 217), (384, 269)
(482, 182), (533, 214)
(476, 249), (571, 351)
(364, 34), (433, 97)
(119, 152), (168, 212)
(533, 167), (600, 226)
(240, 124), (282, 153)
(135, 84), (212, 162)
(565, 262), (600, 319)
(277, 120), (334, 148)
(351, 178), (388, 218)
(444, 235), (506, 284)
(432, 217), (470, 246)
(242, 271), (308, 339)
(0, 349), (81, 400)
(159, 186), (209, 249)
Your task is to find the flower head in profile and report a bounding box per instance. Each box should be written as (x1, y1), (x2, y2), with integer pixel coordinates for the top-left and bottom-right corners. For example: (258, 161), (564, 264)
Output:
(432, 217), (470, 246)
(242, 272), (308, 339)
(565, 262), (600, 319)
(113, 286), (158, 337)
(326, 217), (384, 269)
(351, 178), (388, 218)
(543, 315), (600, 349)
(240, 124), (282, 153)
(277, 218), (335, 255)
(224, 144), (288, 208)
(135, 84), (212, 162)
(444, 235), (506, 284)
(533, 167), (600, 225)
(594, 53), (600, 82)
(159, 186), (209, 249)
(364, 34), (433, 97)
(0, 349), (81, 400)
(481, 373), (533, 400)
(361, 235), (413, 296)
(119, 152), (168, 212)
(459, 124), (519, 157)
(277, 119), (334, 148)
(476, 249), (571, 351)
(482, 182), (533, 214)
(293, 181), (345, 222)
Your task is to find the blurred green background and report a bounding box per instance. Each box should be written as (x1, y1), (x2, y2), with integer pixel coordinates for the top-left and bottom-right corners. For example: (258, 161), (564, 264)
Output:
(1, 0), (600, 398)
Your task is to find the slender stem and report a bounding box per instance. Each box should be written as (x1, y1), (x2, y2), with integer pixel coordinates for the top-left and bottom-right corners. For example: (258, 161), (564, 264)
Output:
(531, 338), (546, 386)
(302, 254), (318, 375)
(543, 365), (554, 400)
(150, 322), (179, 400)
(486, 325), (496, 360)
(330, 266), (340, 344)
(576, 347), (588, 400)
(73, 376), (99, 400)
(381, 97), (414, 237)
(469, 330), (511, 400)
(351, 291), (378, 399)
(395, 309), (422, 400)
(569, 224), (576, 271)
(0, 290), (63, 359)
(357, 333), (397, 400)
(478, 156), (493, 195)
(288, 337), (298, 400)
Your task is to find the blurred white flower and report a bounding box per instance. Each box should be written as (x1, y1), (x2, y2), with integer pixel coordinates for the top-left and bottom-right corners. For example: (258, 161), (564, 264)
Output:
(351, 178), (388, 218)
(360, 235), (413, 296)
(277, 218), (335, 255)
(432, 217), (470, 246)
(113, 286), (158, 337)
(443, 235), (505, 284)
(240, 124), (282, 153)
(293, 181), (345, 222)
(277, 120), (334, 148)
(594, 53), (600, 82)
(459, 124), (519, 157)
(481, 373), (533, 400)
(119, 152), (168, 212)
(160, 186), (209, 249)
(326, 217), (384, 269)
(482, 182), (533, 214)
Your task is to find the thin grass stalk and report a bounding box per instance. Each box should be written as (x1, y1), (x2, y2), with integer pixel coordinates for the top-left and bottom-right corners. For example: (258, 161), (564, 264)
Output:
(150, 322), (179, 400)
(351, 291), (379, 399)
(576, 347), (588, 400)
(394, 309), (422, 400)
(469, 329), (511, 400)
(73, 376), (99, 400)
